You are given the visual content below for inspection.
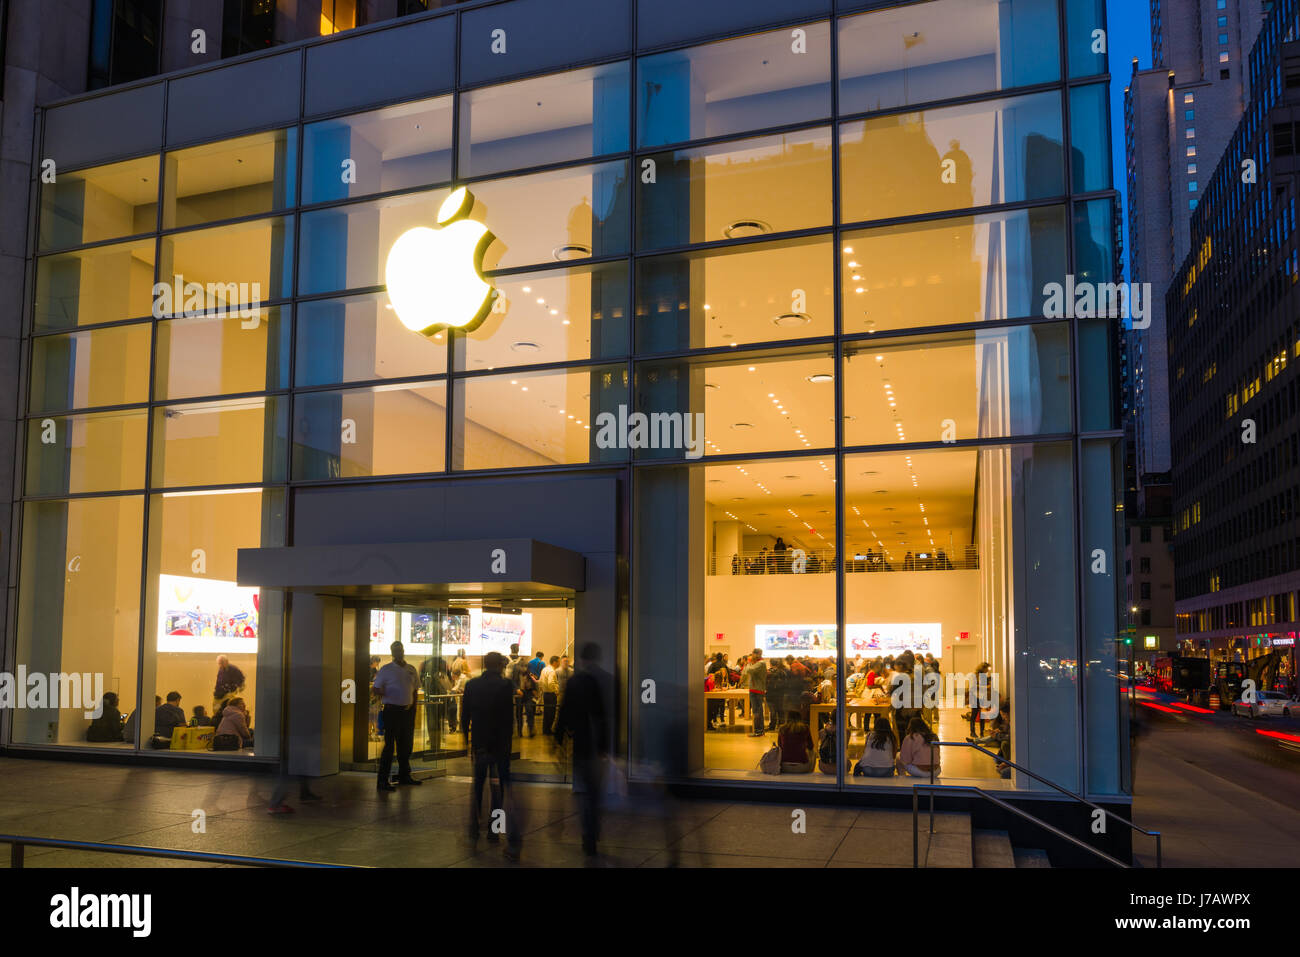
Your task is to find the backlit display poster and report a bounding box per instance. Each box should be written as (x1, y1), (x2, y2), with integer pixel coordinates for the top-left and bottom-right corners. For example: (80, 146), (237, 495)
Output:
(157, 574), (259, 654)
(846, 623), (942, 656)
(369, 609), (398, 657)
(470, 609), (532, 656)
(755, 625), (838, 659)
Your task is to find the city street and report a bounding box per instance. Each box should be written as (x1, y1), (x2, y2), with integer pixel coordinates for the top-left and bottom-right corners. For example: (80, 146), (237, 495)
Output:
(1132, 686), (1300, 867)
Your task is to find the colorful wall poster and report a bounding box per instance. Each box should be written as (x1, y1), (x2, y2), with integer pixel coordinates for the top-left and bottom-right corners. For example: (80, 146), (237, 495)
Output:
(754, 624), (838, 659)
(157, 574), (259, 654)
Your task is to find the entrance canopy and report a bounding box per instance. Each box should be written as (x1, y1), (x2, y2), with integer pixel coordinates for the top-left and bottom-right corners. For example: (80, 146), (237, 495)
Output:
(237, 537), (585, 599)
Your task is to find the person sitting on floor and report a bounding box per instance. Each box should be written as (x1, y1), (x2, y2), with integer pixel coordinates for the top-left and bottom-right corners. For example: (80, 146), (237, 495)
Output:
(896, 716), (940, 778)
(777, 711), (816, 774)
(854, 713), (897, 777)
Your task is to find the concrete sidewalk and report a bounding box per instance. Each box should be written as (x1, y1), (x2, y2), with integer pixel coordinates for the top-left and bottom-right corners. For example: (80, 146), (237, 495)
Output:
(0, 757), (972, 868)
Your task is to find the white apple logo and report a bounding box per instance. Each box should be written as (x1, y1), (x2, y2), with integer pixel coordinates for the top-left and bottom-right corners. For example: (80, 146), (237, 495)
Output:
(385, 186), (497, 336)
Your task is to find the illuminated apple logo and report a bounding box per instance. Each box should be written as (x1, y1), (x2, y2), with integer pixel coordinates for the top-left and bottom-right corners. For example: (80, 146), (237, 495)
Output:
(385, 186), (496, 336)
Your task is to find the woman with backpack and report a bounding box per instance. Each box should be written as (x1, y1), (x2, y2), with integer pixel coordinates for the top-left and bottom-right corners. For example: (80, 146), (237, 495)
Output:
(776, 711), (815, 773)
(816, 716), (838, 774)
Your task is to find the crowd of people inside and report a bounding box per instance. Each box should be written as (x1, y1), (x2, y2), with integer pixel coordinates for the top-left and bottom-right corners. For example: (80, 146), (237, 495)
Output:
(707, 648), (1011, 780)
(726, 544), (978, 575)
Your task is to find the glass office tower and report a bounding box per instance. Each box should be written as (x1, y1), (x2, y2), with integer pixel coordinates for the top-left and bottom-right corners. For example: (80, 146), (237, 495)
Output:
(7, 0), (1126, 806)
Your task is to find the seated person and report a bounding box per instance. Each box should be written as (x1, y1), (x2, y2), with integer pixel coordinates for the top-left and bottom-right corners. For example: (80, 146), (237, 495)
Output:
(817, 717), (838, 774)
(215, 697), (253, 749)
(969, 703), (1012, 778)
(191, 705), (214, 727)
(86, 692), (124, 742)
(776, 711), (816, 774)
(896, 716), (940, 778)
(855, 714), (897, 777)
(152, 691), (187, 748)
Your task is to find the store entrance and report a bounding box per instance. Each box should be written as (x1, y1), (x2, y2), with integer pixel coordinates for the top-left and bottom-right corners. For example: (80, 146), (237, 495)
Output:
(340, 596), (576, 782)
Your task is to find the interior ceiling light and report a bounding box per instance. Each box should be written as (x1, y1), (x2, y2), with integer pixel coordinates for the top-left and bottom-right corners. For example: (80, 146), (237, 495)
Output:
(773, 312), (811, 328)
(552, 243), (592, 261)
(806, 373), (833, 384)
(723, 219), (771, 239)
(510, 341), (541, 352)
(731, 422), (754, 430)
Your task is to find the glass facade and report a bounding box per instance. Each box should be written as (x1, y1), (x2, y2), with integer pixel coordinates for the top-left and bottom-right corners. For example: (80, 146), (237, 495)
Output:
(11, 0), (1123, 800)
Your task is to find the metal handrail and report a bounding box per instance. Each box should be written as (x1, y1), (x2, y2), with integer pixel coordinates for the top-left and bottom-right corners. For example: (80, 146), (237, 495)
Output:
(911, 784), (1130, 868)
(1, 834), (356, 869)
(927, 739), (1162, 866)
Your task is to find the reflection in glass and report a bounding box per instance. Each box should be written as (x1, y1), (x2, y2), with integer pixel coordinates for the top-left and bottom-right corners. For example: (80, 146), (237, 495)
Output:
(293, 381), (447, 479)
(144, 488), (286, 758)
(638, 129), (831, 250)
(297, 292), (448, 386)
(159, 216), (294, 309)
(455, 365), (628, 470)
(459, 63), (629, 178)
(151, 397), (288, 488)
(840, 206), (1067, 335)
(1069, 83), (1112, 193)
(838, 0), (1060, 115)
(840, 91), (1064, 223)
(639, 23), (831, 148)
(34, 239), (157, 331)
(155, 307), (290, 400)
(14, 496), (144, 747)
(163, 128), (297, 229)
(303, 96), (453, 204)
(843, 324), (1072, 447)
(30, 323), (152, 413)
(26, 409), (148, 494)
(634, 349), (835, 459)
(1081, 439), (1123, 793)
(39, 155), (160, 250)
(462, 261), (629, 369)
(635, 236), (833, 354)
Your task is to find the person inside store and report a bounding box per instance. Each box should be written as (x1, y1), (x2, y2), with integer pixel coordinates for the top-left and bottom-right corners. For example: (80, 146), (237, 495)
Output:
(463, 651), (523, 859)
(964, 661), (994, 738)
(372, 640), (421, 790)
(152, 691), (187, 748)
(190, 705), (214, 727)
(556, 654), (572, 708)
(450, 649), (471, 679)
(817, 715), (838, 773)
(767, 658), (792, 731)
(731, 553), (741, 575)
(213, 655), (246, 713)
(527, 650), (546, 680)
(968, 700), (1012, 778)
(214, 696), (253, 750)
(777, 710), (815, 773)
(86, 692), (124, 742)
(539, 655), (560, 735)
(743, 649), (768, 736)
(420, 654), (453, 745)
(705, 653), (729, 730)
(897, 716), (940, 777)
(506, 643), (538, 737)
(451, 661), (470, 733)
(773, 537), (788, 573)
(854, 713), (898, 777)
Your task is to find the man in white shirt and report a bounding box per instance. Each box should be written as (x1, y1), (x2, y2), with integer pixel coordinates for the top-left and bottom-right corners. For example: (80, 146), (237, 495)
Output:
(372, 641), (422, 792)
(538, 656), (560, 735)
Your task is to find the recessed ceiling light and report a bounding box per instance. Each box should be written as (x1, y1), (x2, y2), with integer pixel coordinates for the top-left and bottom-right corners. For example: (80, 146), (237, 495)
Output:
(806, 373), (833, 384)
(552, 243), (592, 261)
(731, 422), (754, 430)
(773, 312), (811, 328)
(511, 342), (541, 352)
(723, 219), (771, 239)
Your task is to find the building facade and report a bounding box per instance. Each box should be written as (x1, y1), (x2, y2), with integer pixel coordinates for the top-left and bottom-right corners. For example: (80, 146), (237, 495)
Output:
(2, 0), (1131, 834)
(1168, 0), (1300, 693)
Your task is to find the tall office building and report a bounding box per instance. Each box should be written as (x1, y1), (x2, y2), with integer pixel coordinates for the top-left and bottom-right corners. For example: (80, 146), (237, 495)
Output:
(1, 0), (1132, 857)
(1167, 0), (1300, 692)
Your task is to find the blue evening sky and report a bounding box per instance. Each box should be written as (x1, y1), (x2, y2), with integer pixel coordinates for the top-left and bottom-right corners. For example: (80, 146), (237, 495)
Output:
(1107, 0), (1153, 278)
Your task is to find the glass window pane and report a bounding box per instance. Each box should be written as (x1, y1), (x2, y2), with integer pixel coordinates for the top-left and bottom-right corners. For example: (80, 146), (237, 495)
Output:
(459, 63), (629, 178)
(1081, 439), (1123, 794)
(29, 323), (152, 413)
(144, 489), (286, 757)
(635, 236), (833, 354)
(26, 409), (149, 494)
(1078, 319), (1117, 432)
(303, 95), (453, 204)
(296, 291), (448, 386)
(34, 238), (157, 332)
(1066, 0), (1107, 79)
(151, 397), (288, 488)
(843, 325), (1072, 447)
(1070, 83), (1111, 192)
(638, 23), (831, 148)
(155, 307), (291, 400)
(14, 496), (144, 747)
(163, 129), (297, 230)
(838, 0), (1060, 115)
(634, 348), (835, 459)
(631, 457), (837, 781)
(299, 187), (451, 297)
(638, 128), (832, 250)
(39, 155), (160, 250)
(292, 381), (447, 479)
(461, 261), (629, 369)
(454, 364), (628, 469)
(840, 91), (1064, 224)
(841, 206), (1068, 335)
(1074, 197), (1116, 287)
(158, 216), (294, 309)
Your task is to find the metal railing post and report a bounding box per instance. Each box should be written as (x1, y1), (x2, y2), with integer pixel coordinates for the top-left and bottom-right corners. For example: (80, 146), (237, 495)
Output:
(10, 842), (23, 868)
(929, 741), (936, 833)
(912, 787), (919, 868)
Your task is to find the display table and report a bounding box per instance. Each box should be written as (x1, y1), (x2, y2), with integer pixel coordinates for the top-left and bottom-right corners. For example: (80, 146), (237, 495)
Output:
(809, 698), (893, 733)
(705, 689), (749, 729)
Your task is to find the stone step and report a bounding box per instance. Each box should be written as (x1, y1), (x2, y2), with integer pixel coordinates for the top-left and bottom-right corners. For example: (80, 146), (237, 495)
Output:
(1013, 847), (1052, 868)
(972, 828), (1016, 867)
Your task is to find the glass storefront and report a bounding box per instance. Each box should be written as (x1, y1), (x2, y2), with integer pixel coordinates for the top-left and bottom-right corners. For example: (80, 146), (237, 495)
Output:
(10, 0), (1123, 799)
